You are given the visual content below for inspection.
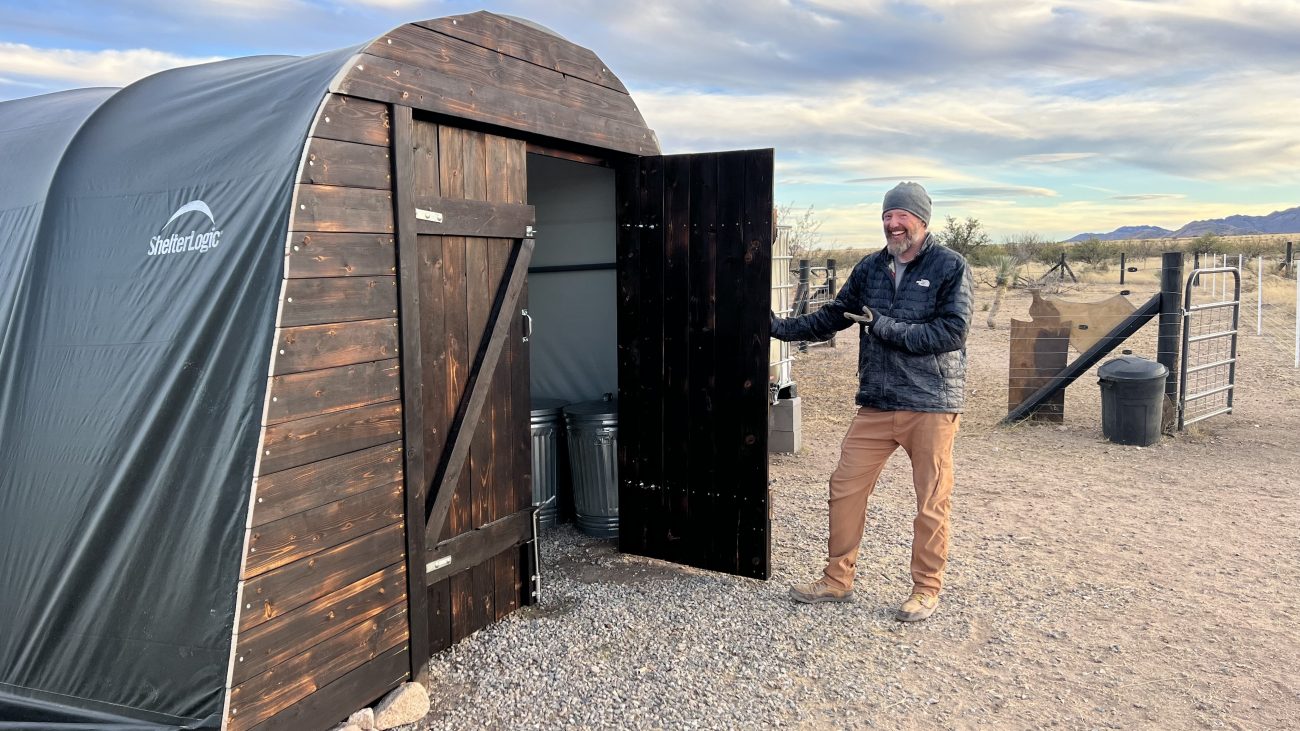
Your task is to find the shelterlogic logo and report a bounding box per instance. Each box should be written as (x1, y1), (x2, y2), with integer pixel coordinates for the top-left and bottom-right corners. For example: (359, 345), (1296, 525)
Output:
(147, 200), (224, 256)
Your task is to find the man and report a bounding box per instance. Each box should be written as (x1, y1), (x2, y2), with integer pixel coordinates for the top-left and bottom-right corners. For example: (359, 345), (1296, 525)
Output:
(771, 181), (973, 622)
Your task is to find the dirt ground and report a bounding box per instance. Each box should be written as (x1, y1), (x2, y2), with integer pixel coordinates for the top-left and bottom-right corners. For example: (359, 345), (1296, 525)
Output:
(414, 271), (1300, 731)
(770, 275), (1300, 729)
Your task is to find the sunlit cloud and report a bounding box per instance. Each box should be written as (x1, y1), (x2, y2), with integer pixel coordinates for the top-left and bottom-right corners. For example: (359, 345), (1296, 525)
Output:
(0, 43), (224, 87)
(1111, 193), (1186, 201)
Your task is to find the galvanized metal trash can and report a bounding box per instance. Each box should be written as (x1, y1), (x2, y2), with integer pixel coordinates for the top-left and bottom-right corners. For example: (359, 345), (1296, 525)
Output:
(564, 394), (619, 538)
(530, 398), (568, 528)
(1098, 355), (1168, 446)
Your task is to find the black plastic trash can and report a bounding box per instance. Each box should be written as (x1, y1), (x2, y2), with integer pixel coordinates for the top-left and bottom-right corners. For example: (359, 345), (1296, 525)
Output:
(1097, 355), (1168, 446)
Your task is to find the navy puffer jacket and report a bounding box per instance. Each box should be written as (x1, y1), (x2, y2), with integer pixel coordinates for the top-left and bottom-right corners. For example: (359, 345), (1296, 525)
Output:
(772, 234), (973, 412)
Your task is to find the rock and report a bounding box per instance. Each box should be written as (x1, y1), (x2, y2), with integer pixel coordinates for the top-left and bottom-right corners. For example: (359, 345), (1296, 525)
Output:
(374, 682), (431, 729)
(330, 724), (362, 731)
(348, 707), (376, 730)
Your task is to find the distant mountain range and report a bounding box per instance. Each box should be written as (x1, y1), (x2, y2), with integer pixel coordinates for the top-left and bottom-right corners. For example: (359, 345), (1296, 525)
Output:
(1066, 205), (1300, 242)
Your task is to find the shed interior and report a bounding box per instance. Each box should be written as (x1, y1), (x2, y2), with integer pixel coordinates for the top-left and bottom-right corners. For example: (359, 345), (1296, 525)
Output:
(525, 152), (619, 405)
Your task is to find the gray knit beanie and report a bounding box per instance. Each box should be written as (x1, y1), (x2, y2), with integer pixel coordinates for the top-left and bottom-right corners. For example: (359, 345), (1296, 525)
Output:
(882, 181), (932, 226)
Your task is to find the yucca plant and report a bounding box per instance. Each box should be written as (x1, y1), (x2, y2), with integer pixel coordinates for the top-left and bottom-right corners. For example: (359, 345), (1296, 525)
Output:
(986, 255), (1021, 329)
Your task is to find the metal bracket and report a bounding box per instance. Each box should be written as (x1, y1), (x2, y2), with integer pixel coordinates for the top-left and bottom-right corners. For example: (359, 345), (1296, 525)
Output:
(425, 555), (452, 574)
(525, 225), (536, 238)
(415, 208), (443, 223)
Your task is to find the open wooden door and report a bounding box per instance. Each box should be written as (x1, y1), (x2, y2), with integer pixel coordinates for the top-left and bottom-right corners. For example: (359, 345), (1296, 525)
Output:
(616, 149), (773, 579)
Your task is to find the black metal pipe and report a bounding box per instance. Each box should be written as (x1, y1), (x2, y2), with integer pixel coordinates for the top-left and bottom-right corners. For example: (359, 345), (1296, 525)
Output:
(1157, 251), (1184, 421)
(1120, 252), (1126, 285)
(528, 262), (618, 274)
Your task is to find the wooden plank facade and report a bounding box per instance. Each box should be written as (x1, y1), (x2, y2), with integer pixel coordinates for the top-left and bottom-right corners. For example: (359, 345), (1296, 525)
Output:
(223, 12), (666, 731)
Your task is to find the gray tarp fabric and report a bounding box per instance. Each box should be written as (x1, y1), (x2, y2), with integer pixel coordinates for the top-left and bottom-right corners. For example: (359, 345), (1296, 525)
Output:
(0, 47), (358, 729)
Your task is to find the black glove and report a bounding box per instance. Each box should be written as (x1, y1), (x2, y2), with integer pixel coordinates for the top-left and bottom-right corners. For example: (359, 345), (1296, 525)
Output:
(843, 305), (879, 331)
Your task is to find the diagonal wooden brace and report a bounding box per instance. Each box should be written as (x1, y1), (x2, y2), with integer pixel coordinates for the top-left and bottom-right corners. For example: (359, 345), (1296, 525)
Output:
(425, 236), (534, 546)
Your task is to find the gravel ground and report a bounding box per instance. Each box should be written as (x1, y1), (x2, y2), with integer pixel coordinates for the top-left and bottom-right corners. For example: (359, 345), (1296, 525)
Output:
(407, 279), (1300, 730)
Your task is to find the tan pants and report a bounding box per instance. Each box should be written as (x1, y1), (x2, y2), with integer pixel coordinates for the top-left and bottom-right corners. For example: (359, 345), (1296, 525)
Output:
(822, 407), (960, 597)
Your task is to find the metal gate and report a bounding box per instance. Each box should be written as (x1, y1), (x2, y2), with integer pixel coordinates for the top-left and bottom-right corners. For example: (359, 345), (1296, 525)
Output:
(1178, 266), (1241, 429)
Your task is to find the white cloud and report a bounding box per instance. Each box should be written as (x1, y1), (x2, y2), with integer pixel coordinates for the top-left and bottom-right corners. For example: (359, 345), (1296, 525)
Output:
(0, 43), (224, 88)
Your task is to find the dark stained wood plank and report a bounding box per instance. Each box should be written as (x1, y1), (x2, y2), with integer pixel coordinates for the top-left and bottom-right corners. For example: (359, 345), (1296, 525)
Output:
(228, 603), (407, 731)
(411, 197), (534, 238)
(661, 154), (692, 563)
(449, 572), (472, 643)
(259, 401), (403, 476)
(299, 137), (392, 190)
(294, 184), (393, 234)
(417, 236), (448, 471)
(526, 141), (609, 167)
(505, 139), (530, 516)
(424, 239), (534, 546)
(239, 524), (405, 633)
(273, 318), (399, 376)
(471, 561), (495, 636)
(285, 232), (396, 279)
(614, 160), (642, 552)
(424, 509), (531, 585)
(252, 442), (402, 527)
(266, 359), (400, 426)
(244, 483), (404, 578)
(426, 577), (451, 654)
(280, 276), (398, 327)
(247, 644), (407, 731)
(412, 119), (440, 200)
(232, 564), (406, 686)
(313, 94), (391, 147)
(710, 151), (747, 575)
(465, 132), (491, 535)
(686, 154), (719, 572)
(635, 156), (665, 553)
(737, 149), (774, 580)
(391, 103), (430, 681)
(486, 135), (511, 526)
(414, 12), (630, 94)
(368, 24), (644, 126)
(338, 53), (658, 157)
(438, 126), (471, 544)
(493, 551), (519, 622)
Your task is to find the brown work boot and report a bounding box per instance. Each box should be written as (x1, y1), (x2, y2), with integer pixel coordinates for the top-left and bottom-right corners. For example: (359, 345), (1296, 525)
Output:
(895, 592), (938, 622)
(789, 578), (853, 604)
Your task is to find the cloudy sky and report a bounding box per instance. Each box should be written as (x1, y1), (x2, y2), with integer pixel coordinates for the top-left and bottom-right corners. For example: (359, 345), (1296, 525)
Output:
(2, 0), (1297, 246)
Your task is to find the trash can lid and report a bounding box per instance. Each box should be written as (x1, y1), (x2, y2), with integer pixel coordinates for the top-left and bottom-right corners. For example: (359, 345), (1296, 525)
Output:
(1098, 355), (1168, 381)
(564, 394), (618, 417)
(530, 398), (569, 417)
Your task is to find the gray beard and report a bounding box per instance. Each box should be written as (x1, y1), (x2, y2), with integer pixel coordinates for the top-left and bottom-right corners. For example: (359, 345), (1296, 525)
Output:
(886, 232), (921, 257)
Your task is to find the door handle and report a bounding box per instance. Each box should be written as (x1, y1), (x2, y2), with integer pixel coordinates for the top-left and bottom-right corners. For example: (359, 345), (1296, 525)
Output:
(522, 309), (533, 342)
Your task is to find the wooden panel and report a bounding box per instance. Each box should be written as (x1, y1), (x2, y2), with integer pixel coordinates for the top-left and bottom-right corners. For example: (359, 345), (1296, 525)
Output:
(228, 604), (408, 731)
(615, 160), (642, 543)
(299, 137), (392, 189)
(285, 232), (396, 279)
(294, 184), (394, 233)
(411, 197), (535, 238)
(426, 577), (451, 654)
(506, 139), (530, 517)
(686, 154), (719, 567)
(233, 564), (406, 685)
(660, 154), (691, 561)
(273, 318), (399, 376)
(1009, 319), (1070, 422)
(252, 442), (402, 527)
(634, 156), (664, 552)
(240, 523), (405, 632)
(266, 359), (400, 426)
(711, 152), (746, 574)
(247, 644), (407, 731)
(415, 12), (629, 94)
(493, 549), (520, 621)
(438, 126), (471, 543)
(449, 572), (472, 642)
(245, 483), (404, 578)
(369, 24), (643, 126)
(392, 106), (430, 682)
(339, 53), (658, 157)
(471, 562), (494, 635)
(259, 401), (403, 476)
(313, 94), (391, 147)
(280, 276), (398, 327)
(424, 509), (532, 585)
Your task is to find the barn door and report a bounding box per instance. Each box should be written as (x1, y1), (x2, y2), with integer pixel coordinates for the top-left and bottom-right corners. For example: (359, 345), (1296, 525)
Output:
(392, 111), (538, 676)
(616, 149), (773, 579)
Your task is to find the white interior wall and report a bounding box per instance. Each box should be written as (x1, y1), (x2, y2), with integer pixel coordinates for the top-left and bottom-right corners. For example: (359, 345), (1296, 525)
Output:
(525, 153), (618, 406)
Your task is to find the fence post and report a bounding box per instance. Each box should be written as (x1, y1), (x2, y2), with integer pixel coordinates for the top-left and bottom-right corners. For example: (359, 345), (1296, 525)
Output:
(1286, 242), (1294, 275)
(1157, 252), (1184, 430)
(1120, 252), (1126, 285)
(826, 258), (837, 297)
(1295, 252), (1299, 368)
(1257, 254), (1263, 336)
